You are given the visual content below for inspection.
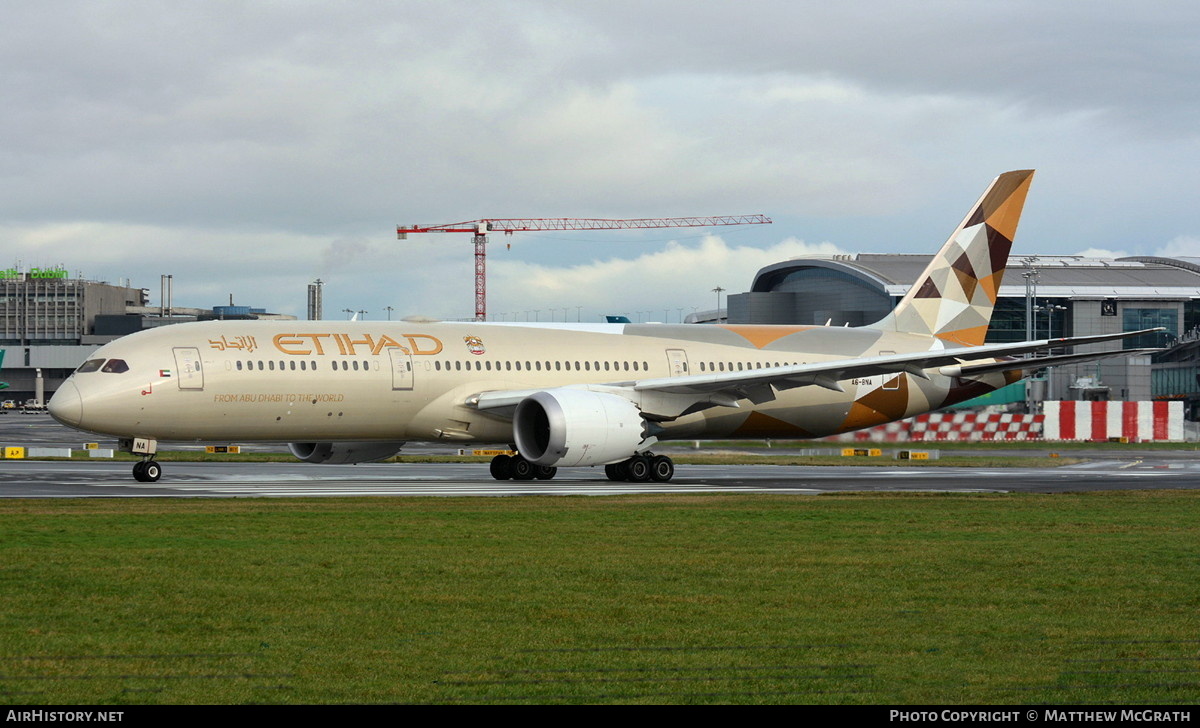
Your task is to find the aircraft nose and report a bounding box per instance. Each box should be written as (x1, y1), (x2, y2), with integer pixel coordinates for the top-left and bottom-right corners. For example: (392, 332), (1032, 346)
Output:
(48, 381), (83, 427)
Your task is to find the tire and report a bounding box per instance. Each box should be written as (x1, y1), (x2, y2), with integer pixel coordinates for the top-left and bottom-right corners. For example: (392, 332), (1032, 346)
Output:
(510, 456), (535, 481)
(626, 456), (651, 482)
(132, 461), (147, 482)
(143, 461), (161, 482)
(489, 454), (513, 480)
(534, 465), (557, 480)
(649, 455), (674, 482)
(604, 463), (625, 481)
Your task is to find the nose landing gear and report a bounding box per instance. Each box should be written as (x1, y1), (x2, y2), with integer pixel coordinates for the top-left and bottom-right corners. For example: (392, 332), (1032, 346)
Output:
(132, 460), (162, 483)
(120, 437), (161, 483)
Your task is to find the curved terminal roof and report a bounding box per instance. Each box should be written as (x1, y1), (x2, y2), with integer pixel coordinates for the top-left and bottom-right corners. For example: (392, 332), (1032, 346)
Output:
(752, 254), (1200, 300)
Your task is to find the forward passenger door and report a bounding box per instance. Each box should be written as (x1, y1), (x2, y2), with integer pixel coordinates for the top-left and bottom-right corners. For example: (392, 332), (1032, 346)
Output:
(389, 348), (414, 390)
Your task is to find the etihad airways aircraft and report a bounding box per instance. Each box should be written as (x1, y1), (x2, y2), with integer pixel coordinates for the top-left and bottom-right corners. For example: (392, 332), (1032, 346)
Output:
(48, 170), (1159, 482)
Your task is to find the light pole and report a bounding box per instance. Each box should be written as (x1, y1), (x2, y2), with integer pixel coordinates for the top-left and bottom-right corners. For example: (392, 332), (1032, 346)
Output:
(1037, 303), (1066, 401)
(1043, 304), (1066, 339)
(1021, 257), (1039, 340)
(385, 306), (394, 321)
(712, 286), (725, 323)
(1020, 258), (1040, 413)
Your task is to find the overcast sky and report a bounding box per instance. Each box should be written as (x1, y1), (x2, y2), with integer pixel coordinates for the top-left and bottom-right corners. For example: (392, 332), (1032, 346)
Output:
(4, 1), (1198, 322)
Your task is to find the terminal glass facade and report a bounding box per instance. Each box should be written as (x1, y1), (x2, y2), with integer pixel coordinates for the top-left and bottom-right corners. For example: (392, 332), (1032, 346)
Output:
(1123, 308), (1178, 348)
(983, 299), (1069, 343)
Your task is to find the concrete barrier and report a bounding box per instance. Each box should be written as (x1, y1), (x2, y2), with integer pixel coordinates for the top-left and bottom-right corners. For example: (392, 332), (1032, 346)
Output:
(1044, 400), (1184, 442)
(27, 447), (72, 458)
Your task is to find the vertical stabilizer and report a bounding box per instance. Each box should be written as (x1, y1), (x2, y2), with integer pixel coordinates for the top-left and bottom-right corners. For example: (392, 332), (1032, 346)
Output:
(868, 170), (1034, 346)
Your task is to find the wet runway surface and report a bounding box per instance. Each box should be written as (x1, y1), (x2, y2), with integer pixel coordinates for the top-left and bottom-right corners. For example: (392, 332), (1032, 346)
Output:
(2, 413), (1198, 498)
(4, 459), (1200, 499)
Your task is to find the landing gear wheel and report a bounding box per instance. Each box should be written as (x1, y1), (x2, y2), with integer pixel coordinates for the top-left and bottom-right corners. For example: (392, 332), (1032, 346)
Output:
(133, 460), (162, 483)
(143, 461), (161, 482)
(608, 461), (635, 481)
(489, 454), (513, 480)
(626, 456), (651, 483)
(534, 465), (557, 480)
(510, 456), (535, 481)
(649, 455), (675, 482)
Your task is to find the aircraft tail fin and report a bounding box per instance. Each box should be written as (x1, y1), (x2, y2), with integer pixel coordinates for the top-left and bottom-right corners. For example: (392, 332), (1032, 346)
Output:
(867, 170), (1034, 346)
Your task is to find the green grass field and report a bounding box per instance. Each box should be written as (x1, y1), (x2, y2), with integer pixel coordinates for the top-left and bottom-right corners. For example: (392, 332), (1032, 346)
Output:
(2, 492), (1198, 705)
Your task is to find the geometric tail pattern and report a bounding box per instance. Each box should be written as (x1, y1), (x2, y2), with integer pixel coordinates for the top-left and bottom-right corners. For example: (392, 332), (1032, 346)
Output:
(869, 170), (1035, 346)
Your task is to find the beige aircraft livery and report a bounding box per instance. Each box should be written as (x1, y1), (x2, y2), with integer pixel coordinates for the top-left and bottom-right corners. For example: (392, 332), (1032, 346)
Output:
(48, 170), (1161, 482)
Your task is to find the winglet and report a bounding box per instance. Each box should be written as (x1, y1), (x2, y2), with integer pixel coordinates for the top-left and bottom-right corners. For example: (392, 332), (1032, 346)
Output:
(868, 170), (1035, 346)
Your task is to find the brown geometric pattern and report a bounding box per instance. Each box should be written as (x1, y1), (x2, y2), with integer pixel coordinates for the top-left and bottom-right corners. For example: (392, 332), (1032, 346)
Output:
(871, 170), (1034, 346)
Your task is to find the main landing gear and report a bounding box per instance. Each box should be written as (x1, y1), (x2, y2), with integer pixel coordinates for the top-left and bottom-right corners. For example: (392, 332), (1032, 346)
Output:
(489, 453), (556, 481)
(605, 453), (674, 483)
(488, 452), (676, 482)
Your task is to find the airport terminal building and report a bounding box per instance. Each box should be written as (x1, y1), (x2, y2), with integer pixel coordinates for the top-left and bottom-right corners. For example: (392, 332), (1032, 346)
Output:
(0, 267), (294, 405)
(727, 254), (1200, 417)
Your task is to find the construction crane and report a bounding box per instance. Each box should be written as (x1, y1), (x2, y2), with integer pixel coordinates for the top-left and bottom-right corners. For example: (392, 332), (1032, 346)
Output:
(397, 215), (772, 321)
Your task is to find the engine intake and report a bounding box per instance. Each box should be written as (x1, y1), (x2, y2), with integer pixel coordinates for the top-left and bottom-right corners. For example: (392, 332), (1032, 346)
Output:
(288, 441), (405, 464)
(513, 389), (646, 467)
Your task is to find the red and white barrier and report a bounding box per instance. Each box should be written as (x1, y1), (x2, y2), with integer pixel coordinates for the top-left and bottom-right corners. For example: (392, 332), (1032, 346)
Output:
(824, 400), (1185, 442)
(1043, 400), (1183, 442)
(828, 412), (1043, 442)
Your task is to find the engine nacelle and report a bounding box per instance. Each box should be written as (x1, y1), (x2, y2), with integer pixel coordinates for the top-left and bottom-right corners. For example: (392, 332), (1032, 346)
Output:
(288, 441), (405, 464)
(513, 389), (646, 467)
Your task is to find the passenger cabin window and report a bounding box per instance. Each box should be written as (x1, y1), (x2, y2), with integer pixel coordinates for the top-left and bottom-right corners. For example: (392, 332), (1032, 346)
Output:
(77, 359), (105, 373)
(101, 359), (129, 374)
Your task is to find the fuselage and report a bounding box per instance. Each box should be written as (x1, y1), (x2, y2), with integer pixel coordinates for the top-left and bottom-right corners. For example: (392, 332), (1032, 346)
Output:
(48, 319), (1010, 444)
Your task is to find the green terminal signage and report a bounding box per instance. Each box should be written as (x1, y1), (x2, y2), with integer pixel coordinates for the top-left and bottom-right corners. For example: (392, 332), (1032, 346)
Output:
(0, 267), (69, 280)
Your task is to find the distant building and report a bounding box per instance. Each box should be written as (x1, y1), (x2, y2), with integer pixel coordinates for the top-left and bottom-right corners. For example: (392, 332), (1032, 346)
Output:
(726, 254), (1200, 409)
(0, 267), (294, 403)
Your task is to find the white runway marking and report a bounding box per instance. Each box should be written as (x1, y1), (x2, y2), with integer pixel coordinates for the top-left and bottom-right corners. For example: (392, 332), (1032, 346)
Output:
(63, 480), (825, 498)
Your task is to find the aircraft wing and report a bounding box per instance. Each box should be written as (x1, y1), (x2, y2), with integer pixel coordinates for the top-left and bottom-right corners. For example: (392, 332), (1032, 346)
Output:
(941, 348), (1160, 378)
(469, 327), (1163, 419)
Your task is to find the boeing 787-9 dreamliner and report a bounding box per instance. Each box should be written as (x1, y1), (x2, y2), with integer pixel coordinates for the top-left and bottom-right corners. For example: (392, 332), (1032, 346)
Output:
(48, 170), (1159, 482)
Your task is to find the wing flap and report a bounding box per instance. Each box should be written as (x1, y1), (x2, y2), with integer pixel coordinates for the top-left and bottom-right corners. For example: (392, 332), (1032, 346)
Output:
(630, 328), (1164, 401)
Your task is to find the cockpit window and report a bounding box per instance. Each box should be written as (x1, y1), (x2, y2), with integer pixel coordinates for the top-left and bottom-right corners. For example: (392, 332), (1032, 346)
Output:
(101, 359), (130, 374)
(76, 359), (105, 373)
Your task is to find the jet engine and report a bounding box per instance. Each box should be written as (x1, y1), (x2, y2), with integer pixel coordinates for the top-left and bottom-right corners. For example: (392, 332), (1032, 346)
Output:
(287, 441), (405, 464)
(513, 389), (646, 467)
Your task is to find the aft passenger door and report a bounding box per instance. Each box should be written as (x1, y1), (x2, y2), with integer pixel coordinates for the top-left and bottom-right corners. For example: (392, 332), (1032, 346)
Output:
(172, 347), (204, 390)
(389, 348), (414, 390)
